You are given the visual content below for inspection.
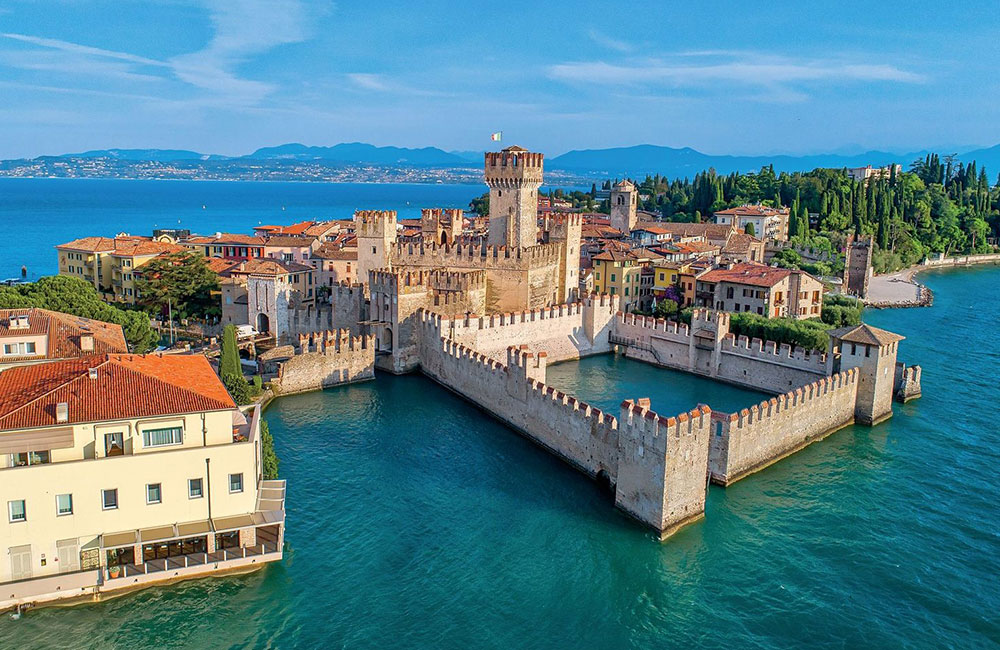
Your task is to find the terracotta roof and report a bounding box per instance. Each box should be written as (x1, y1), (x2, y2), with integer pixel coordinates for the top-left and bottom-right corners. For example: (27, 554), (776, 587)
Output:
(656, 222), (735, 241)
(313, 243), (358, 261)
(0, 309), (127, 361)
(828, 323), (904, 347)
(714, 204), (789, 217)
(263, 235), (317, 248)
(111, 240), (186, 257)
(699, 263), (795, 287)
(632, 225), (672, 235)
(56, 237), (116, 252)
(203, 257), (240, 276)
(184, 234), (267, 246)
(230, 258), (313, 276)
(674, 241), (721, 254)
(302, 221), (340, 237)
(0, 354), (235, 431)
(256, 221), (317, 236)
(721, 233), (763, 253)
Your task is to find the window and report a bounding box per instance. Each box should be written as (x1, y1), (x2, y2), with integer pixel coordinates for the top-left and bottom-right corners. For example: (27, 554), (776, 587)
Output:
(10, 450), (49, 466)
(189, 478), (203, 499)
(229, 473), (244, 493)
(2, 342), (37, 356)
(8, 499), (26, 522)
(102, 488), (118, 510)
(142, 426), (183, 448)
(610, 273), (616, 282)
(56, 493), (73, 516)
(146, 483), (162, 504)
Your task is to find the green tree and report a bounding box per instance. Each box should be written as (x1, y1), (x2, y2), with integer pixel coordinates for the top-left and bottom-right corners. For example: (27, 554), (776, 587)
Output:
(0, 275), (157, 352)
(744, 222), (756, 236)
(261, 420), (280, 480)
(135, 252), (221, 320)
(469, 192), (489, 217)
(219, 324), (252, 404)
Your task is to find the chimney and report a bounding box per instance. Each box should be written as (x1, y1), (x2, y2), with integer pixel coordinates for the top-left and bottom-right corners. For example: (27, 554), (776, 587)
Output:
(56, 402), (69, 423)
(81, 333), (94, 351)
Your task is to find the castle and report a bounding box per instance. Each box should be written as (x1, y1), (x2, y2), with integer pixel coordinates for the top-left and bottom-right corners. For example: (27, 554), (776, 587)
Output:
(264, 146), (922, 541)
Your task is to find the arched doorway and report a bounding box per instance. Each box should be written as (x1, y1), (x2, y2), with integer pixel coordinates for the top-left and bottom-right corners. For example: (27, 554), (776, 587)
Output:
(378, 325), (393, 353)
(595, 469), (613, 494)
(256, 312), (270, 335)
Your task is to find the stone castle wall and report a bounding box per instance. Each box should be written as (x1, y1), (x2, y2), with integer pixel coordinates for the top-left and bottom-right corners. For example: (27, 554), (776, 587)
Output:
(415, 323), (713, 539)
(708, 369), (859, 485)
(425, 294), (619, 364)
(390, 241), (566, 312)
(271, 329), (375, 395)
(613, 312), (827, 393)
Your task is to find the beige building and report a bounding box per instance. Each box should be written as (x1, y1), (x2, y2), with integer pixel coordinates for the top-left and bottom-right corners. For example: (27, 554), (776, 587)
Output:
(0, 353), (284, 611)
(696, 262), (823, 319)
(713, 205), (790, 242)
(0, 309), (128, 371)
(56, 236), (184, 304)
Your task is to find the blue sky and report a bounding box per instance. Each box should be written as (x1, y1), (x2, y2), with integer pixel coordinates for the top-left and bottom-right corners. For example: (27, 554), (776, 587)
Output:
(0, 0), (998, 158)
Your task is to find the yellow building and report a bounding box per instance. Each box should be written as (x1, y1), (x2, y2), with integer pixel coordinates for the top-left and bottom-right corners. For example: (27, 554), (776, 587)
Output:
(0, 354), (285, 610)
(56, 236), (184, 304)
(592, 248), (662, 311)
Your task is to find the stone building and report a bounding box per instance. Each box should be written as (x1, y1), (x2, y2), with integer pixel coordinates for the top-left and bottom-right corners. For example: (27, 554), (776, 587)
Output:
(843, 235), (873, 298)
(610, 180), (639, 235)
(354, 146), (582, 314)
(696, 262), (824, 319)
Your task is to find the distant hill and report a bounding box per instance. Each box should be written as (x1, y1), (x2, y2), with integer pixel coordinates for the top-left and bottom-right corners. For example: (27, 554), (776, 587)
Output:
(11, 141), (1000, 180)
(244, 142), (472, 166)
(547, 144), (939, 177)
(57, 148), (224, 162)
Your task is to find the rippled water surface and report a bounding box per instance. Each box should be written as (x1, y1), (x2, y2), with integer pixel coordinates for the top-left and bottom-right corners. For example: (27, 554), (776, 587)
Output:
(4, 267), (1000, 648)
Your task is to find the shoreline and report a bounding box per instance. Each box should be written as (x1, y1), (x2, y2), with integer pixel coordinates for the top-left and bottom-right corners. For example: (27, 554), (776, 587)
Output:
(865, 255), (1000, 308)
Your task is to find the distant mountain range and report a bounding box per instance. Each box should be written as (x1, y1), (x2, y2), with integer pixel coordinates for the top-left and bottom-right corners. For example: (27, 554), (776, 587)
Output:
(11, 141), (1000, 180)
(548, 144), (1000, 177)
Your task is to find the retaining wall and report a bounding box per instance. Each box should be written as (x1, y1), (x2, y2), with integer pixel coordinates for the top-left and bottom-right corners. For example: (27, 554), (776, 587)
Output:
(271, 330), (375, 395)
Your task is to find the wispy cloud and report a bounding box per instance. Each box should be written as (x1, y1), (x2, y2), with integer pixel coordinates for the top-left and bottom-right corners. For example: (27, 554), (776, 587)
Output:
(346, 73), (390, 91)
(169, 0), (310, 104)
(587, 29), (632, 53)
(548, 51), (924, 102)
(0, 0), (313, 106)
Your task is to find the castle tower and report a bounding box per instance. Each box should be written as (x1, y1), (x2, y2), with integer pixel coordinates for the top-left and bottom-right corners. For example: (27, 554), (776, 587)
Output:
(827, 323), (904, 425)
(843, 235), (873, 298)
(610, 180), (638, 234)
(485, 146), (544, 249)
(547, 214), (582, 302)
(354, 210), (397, 288)
(420, 208), (464, 246)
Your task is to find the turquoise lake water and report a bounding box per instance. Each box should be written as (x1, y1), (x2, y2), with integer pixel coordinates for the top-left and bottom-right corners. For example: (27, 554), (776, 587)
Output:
(1, 181), (998, 648)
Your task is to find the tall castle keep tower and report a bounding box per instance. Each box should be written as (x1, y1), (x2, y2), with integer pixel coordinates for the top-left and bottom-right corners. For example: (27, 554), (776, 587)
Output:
(843, 235), (873, 298)
(610, 180), (638, 234)
(485, 146), (543, 249)
(355, 210), (397, 287)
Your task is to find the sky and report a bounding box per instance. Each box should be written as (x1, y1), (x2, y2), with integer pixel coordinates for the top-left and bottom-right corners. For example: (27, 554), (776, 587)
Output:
(0, 0), (998, 159)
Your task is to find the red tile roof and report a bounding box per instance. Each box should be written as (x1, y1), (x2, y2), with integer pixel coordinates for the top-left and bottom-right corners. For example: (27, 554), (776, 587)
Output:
(229, 258), (313, 276)
(0, 309), (128, 361)
(699, 263), (795, 287)
(313, 243), (358, 261)
(263, 235), (317, 248)
(714, 204), (789, 217)
(0, 354), (235, 431)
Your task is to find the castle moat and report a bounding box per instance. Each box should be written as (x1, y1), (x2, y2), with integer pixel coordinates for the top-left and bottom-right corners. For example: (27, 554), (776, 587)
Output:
(3, 266), (998, 648)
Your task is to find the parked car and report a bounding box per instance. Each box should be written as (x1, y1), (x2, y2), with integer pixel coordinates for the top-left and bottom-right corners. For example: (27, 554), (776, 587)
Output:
(235, 324), (259, 340)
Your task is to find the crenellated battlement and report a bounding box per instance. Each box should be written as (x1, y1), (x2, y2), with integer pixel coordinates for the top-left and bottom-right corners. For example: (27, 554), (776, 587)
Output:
(392, 240), (564, 269)
(620, 399), (713, 451)
(720, 333), (827, 369)
(707, 368), (860, 485)
(355, 210), (398, 236)
(296, 328), (373, 355)
(484, 149), (544, 188)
